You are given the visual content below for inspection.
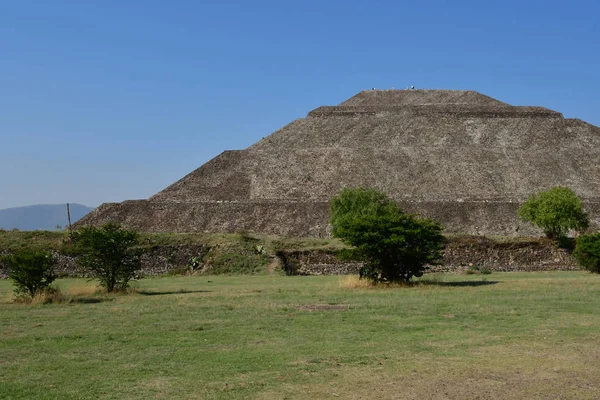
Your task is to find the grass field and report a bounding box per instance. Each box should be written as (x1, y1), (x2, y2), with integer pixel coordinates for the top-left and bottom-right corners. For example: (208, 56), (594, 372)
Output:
(1, 272), (599, 399)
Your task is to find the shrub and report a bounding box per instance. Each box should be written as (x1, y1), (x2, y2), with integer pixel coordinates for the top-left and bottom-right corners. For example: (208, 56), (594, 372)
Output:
(276, 251), (302, 276)
(75, 224), (142, 292)
(465, 265), (492, 275)
(573, 233), (600, 273)
(465, 265), (479, 275)
(13, 287), (67, 305)
(186, 256), (203, 271)
(4, 250), (56, 299)
(331, 188), (444, 283)
(518, 186), (589, 240)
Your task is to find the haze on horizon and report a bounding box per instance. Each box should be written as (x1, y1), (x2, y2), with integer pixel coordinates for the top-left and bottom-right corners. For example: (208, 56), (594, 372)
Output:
(1, 0), (599, 210)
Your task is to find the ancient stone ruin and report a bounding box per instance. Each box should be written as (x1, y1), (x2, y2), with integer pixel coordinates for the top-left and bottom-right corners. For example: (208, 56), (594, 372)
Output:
(77, 89), (600, 237)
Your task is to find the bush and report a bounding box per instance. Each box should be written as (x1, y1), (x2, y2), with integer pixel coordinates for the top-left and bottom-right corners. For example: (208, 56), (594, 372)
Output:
(573, 233), (600, 273)
(186, 256), (203, 271)
(4, 250), (56, 298)
(276, 251), (302, 276)
(75, 224), (142, 292)
(331, 188), (444, 283)
(465, 265), (492, 275)
(12, 287), (67, 305)
(465, 265), (479, 275)
(518, 186), (589, 240)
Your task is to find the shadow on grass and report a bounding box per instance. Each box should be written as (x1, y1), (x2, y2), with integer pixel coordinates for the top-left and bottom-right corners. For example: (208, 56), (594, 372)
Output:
(429, 281), (499, 287)
(70, 297), (116, 304)
(138, 289), (211, 296)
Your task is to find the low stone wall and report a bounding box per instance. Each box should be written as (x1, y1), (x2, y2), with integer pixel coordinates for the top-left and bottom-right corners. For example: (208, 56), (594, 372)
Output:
(441, 236), (577, 272)
(276, 237), (577, 275)
(0, 245), (210, 279)
(0, 236), (578, 278)
(276, 251), (362, 275)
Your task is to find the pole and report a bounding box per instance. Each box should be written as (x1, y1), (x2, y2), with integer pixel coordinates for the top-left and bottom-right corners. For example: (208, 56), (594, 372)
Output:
(67, 203), (73, 241)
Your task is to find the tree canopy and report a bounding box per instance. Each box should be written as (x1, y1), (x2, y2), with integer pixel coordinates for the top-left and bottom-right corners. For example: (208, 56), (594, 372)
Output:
(518, 186), (589, 239)
(75, 224), (141, 292)
(573, 233), (600, 274)
(331, 188), (444, 283)
(5, 251), (55, 298)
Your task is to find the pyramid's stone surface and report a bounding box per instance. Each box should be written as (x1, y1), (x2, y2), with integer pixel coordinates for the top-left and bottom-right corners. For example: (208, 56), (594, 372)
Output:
(77, 89), (600, 237)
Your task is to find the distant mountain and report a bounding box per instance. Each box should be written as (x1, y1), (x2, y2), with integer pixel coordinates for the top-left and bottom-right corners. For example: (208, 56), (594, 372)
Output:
(0, 204), (94, 231)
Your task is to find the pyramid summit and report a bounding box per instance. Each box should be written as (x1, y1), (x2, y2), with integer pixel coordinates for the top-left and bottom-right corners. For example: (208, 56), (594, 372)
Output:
(78, 89), (600, 237)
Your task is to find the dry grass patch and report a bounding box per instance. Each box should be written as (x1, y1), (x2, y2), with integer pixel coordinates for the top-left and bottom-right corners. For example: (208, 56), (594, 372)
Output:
(65, 282), (99, 296)
(297, 304), (349, 311)
(6, 281), (119, 304)
(338, 274), (446, 289)
(11, 288), (68, 304)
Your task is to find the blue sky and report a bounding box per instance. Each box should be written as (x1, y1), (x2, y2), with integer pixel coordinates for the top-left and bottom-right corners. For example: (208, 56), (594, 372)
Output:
(1, 0), (598, 209)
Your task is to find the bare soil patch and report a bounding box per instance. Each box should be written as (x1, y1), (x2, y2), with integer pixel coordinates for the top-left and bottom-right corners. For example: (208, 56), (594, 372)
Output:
(297, 304), (348, 311)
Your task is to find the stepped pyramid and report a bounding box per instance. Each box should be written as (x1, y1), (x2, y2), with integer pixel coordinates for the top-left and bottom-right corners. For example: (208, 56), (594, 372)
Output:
(78, 89), (600, 237)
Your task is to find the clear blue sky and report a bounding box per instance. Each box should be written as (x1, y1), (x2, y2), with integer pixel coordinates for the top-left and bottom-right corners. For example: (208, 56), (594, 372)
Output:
(1, 0), (598, 209)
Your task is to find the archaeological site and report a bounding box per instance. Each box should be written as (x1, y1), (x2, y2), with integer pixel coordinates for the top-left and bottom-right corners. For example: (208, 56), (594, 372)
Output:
(77, 89), (600, 237)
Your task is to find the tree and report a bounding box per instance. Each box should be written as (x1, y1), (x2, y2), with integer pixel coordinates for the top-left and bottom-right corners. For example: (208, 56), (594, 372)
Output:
(331, 188), (444, 283)
(5, 251), (55, 298)
(573, 233), (600, 274)
(75, 224), (141, 292)
(518, 186), (589, 239)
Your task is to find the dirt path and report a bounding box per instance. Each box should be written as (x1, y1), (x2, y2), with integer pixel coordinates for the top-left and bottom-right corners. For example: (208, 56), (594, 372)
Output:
(265, 257), (281, 273)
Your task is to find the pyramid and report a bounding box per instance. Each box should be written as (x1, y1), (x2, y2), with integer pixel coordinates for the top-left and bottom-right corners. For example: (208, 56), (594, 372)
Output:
(77, 89), (600, 237)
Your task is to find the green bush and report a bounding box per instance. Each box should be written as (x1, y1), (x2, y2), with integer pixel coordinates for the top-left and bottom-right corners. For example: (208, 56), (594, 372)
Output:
(4, 251), (56, 298)
(573, 233), (600, 273)
(465, 265), (492, 275)
(465, 265), (479, 275)
(186, 256), (202, 271)
(276, 251), (302, 276)
(331, 188), (444, 283)
(518, 186), (589, 240)
(75, 224), (142, 292)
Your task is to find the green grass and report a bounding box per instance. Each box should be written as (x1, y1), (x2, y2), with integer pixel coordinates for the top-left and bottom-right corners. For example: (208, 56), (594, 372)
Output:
(1, 272), (600, 399)
(138, 232), (347, 252)
(0, 230), (67, 252)
(0, 229), (346, 251)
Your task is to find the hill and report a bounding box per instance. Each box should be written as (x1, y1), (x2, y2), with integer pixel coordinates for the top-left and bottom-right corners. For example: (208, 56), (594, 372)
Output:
(0, 204), (93, 231)
(76, 89), (600, 237)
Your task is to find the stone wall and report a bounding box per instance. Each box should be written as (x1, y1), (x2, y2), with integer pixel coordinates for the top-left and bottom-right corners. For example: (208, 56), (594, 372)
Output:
(0, 244), (210, 279)
(276, 237), (578, 276)
(276, 250), (363, 275)
(441, 236), (577, 272)
(0, 236), (579, 279)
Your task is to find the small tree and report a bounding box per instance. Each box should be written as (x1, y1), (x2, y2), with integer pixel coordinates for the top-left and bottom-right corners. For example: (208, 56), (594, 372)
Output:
(518, 186), (589, 240)
(573, 233), (600, 273)
(331, 188), (444, 283)
(5, 251), (55, 298)
(75, 224), (141, 292)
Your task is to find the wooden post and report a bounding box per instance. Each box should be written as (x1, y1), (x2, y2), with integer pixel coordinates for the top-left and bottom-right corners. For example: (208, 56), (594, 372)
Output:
(67, 203), (73, 241)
